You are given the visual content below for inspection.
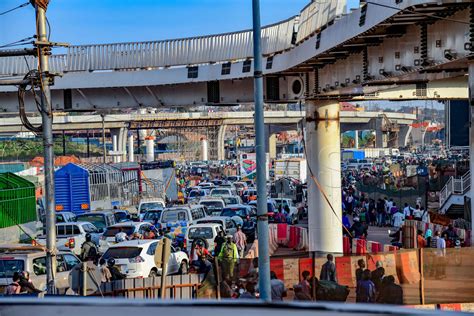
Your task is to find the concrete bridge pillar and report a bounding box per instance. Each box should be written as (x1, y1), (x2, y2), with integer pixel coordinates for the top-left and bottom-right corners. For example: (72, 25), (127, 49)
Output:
(354, 130), (359, 149)
(128, 132), (134, 162)
(306, 100), (342, 254)
(398, 125), (412, 148)
(145, 136), (155, 162)
(217, 125), (227, 161)
(110, 128), (128, 163)
(375, 118), (385, 148)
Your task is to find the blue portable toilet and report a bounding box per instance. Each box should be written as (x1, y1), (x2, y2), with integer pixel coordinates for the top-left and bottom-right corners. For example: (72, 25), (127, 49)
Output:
(55, 163), (90, 215)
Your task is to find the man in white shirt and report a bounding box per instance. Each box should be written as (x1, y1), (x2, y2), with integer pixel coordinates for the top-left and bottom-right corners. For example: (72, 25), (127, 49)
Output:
(412, 206), (423, 221)
(403, 203), (413, 219)
(392, 210), (405, 228)
(436, 233), (447, 279)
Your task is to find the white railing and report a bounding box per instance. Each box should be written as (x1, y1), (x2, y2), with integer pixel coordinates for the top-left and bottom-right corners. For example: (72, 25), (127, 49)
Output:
(66, 17), (296, 72)
(439, 171), (471, 208)
(296, 0), (346, 43)
(0, 54), (66, 76)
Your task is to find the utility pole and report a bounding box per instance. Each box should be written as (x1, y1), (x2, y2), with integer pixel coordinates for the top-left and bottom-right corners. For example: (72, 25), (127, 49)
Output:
(101, 114), (107, 163)
(251, 0), (271, 302)
(35, 2), (57, 294)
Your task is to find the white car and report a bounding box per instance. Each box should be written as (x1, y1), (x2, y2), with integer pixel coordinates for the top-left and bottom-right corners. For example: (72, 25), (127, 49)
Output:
(185, 223), (225, 253)
(199, 197), (226, 216)
(221, 195), (242, 206)
(210, 187), (235, 197)
(99, 222), (154, 253)
(101, 239), (189, 278)
(137, 198), (166, 220)
(37, 221), (101, 256)
(196, 216), (239, 236)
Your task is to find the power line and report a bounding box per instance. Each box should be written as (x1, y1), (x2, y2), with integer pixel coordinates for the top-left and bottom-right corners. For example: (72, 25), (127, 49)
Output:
(0, 2), (29, 16)
(0, 36), (35, 48)
(365, 1), (473, 26)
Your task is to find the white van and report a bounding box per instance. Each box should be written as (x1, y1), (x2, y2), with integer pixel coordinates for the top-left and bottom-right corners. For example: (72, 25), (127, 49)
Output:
(159, 205), (207, 232)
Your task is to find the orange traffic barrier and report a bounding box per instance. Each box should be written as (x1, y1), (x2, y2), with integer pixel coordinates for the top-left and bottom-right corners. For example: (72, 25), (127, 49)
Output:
(395, 251), (420, 284)
(352, 238), (367, 255)
(335, 255), (366, 287)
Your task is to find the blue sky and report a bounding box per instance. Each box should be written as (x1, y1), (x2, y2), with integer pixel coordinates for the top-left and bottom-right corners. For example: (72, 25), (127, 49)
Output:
(1, 0), (360, 46)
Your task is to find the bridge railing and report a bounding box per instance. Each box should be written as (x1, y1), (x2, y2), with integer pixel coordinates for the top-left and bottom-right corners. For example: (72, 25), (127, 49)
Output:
(65, 16), (297, 72)
(0, 54), (66, 76)
(296, 0), (346, 44)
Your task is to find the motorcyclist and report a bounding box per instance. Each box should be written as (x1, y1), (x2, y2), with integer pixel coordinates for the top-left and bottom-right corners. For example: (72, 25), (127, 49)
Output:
(81, 233), (98, 262)
(107, 258), (126, 281)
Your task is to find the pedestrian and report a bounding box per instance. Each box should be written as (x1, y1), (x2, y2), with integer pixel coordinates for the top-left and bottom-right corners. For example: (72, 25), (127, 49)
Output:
(19, 271), (42, 294)
(239, 282), (257, 299)
(370, 261), (385, 292)
(403, 203), (413, 220)
(431, 230), (440, 248)
(81, 233), (98, 262)
(99, 258), (112, 283)
(376, 199), (385, 227)
(350, 217), (367, 239)
(115, 228), (128, 243)
(377, 275), (403, 305)
(356, 269), (376, 303)
(417, 229), (426, 248)
(392, 209), (405, 228)
(214, 230), (226, 256)
(233, 225), (247, 258)
(299, 270), (311, 298)
(270, 271), (287, 301)
(355, 259), (365, 283)
(342, 212), (351, 235)
(4, 272), (21, 295)
(108, 258), (126, 281)
(218, 235), (239, 282)
(320, 254), (337, 282)
(436, 232), (447, 279)
(369, 199), (376, 226)
(421, 206), (429, 223)
(412, 205), (422, 221)
(425, 228), (432, 247)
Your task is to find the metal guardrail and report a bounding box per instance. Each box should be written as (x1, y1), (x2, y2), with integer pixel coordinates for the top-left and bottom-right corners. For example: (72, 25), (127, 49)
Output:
(0, 17), (297, 76)
(296, 0), (346, 44)
(439, 171), (471, 211)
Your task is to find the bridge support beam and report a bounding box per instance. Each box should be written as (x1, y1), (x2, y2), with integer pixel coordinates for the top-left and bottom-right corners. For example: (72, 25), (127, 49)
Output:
(128, 132), (134, 162)
(354, 130), (359, 149)
(306, 100), (342, 254)
(145, 136), (155, 162)
(375, 118), (384, 148)
(217, 125), (227, 161)
(469, 61), (474, 246)
(398, 125), (412, 148)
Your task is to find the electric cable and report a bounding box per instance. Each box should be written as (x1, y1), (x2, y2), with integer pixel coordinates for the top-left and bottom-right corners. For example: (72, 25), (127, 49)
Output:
(0, 36), (35, 48)
(0, 2), (29, 16)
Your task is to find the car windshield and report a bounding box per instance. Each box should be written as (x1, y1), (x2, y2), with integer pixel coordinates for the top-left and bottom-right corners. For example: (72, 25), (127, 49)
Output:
(0, 259), (24, 278)
(188, 227), (214, 239)
(102, 247), (142, 259)
(143, 211), (162, 221)
(211, 189), (229, 196)
(221, 207), (247, 217)
(114, 212), (128, 222)
(140, 202), (163, 212)
(189, 191), (202, 198)
(161, 210), (188, 222)
(200, 201), (223, 209)
(103, 226), (135, 237)
(222, 196), (239, 204)
(76, 214), (106, 229)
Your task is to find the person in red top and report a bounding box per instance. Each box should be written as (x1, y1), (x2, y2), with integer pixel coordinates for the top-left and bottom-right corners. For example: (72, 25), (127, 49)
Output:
(417, 230), (426, 248)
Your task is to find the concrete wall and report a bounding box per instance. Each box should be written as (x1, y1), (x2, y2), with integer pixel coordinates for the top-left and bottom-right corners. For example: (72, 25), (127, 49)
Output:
(0, 221), (40, 244)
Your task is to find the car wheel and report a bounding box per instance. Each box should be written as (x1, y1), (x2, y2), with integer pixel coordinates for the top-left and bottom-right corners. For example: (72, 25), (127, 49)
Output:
(179, 261), (188, 275)
(149, 269), (158, 278)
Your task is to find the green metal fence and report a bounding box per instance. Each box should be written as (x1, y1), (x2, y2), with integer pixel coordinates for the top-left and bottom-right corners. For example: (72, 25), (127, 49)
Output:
(0, 173), (37, 228)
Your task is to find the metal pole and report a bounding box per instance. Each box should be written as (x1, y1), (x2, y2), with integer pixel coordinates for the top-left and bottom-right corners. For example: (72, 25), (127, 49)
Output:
(62, 130), (66, 156)
(86, 131), (90, 158)
(469, 61), (474, 246)
(36, 4), (57, 294)
(252, 0), (271, 302)
(82, 262), (87, 297)
(101, 114), (107, 163)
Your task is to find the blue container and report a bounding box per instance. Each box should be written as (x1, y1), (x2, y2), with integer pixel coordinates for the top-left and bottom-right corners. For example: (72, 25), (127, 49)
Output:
(54, 163), (90, 215)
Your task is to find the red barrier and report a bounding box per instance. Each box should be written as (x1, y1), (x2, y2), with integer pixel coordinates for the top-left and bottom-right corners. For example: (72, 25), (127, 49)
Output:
(438, 304), (462, 311)
(352, 238), (367, 255)
(287, 226), (298, 248)
(395, 251), (420, 284)
(270, 258), (284, 280)
(367, 241), (382, 253)
(277, 223), (288, 244)
(335, 255), (365, 287)
(343, 236), (351, 254)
